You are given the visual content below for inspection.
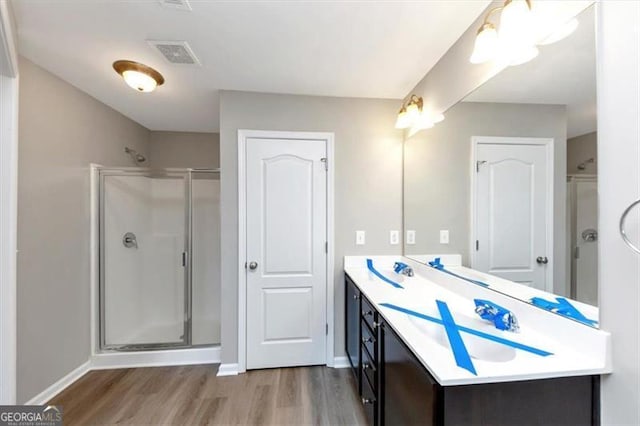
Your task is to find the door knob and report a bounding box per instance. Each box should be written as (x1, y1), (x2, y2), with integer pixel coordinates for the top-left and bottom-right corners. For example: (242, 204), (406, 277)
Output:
(536, 256), (549, 265)
(248, 261), (258, 270)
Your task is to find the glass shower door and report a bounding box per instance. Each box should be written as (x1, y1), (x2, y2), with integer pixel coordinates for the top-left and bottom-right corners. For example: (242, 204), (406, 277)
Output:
(100, 170), (189, 350)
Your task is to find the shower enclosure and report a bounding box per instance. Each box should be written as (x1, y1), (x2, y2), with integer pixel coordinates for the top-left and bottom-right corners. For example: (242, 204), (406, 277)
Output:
(98, 168), (220, 351)
(567, 175), (598, 306)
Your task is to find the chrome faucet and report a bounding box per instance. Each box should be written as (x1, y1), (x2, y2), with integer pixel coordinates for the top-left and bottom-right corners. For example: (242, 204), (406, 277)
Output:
(394, 262), (414, 277)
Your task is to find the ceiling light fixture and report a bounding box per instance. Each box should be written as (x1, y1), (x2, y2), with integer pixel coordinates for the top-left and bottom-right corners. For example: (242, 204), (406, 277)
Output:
(113, 60), (165, 93)
(470, 0), (577, 67)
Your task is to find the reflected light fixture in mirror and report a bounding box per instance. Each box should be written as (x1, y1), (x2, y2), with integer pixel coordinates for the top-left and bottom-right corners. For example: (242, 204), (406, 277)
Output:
(470, 22), (500, 64)
(113, 60), (165, 93)
(470, 0), (578, 67)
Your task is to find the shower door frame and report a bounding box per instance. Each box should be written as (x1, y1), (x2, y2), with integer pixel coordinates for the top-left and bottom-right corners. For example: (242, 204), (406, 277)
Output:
(97, 167), (219, 352)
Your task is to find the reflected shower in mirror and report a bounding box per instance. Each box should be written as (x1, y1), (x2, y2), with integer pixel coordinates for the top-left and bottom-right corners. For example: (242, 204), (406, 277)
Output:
(403, 5), (597, 325)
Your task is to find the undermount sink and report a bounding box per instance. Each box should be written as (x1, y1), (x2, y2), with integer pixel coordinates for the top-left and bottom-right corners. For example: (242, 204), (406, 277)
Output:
(408, 309), (517, 363)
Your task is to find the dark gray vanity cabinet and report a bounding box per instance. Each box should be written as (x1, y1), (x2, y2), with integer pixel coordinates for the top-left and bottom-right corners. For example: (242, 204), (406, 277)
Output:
(345, 275), (361, 385)
(380, 320), (442, 426)
(344, 273), (600, 426)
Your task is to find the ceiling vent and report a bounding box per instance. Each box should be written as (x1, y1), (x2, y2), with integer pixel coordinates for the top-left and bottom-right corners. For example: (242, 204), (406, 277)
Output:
(148, 40), (200, 65)
(158, 0), (192, 11)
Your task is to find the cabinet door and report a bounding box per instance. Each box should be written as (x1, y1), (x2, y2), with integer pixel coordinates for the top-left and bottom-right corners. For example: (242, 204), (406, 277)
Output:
(345, 275), (361, 383)
(381, 321), (442, 426)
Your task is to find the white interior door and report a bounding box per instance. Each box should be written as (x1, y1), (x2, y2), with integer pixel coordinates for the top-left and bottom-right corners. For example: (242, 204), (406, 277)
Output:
(245, 137), (327, 369)
(474, 139), (550, 290)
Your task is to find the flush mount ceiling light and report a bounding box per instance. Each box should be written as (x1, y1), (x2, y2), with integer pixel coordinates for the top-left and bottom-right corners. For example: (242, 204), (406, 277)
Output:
(113, 60), (165, 93)
(395, 95), (445, 132)
(470, 0), (578, 67)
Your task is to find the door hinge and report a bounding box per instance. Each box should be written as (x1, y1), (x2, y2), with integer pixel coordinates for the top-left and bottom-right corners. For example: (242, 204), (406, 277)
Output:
(182, 252), (187, 267)
(321, 157), (328, 171)
(476, 240), (479, 251)
(325, 242), (328, 253)
(476, 160), (487, 173)
(326, 323), (329, 335)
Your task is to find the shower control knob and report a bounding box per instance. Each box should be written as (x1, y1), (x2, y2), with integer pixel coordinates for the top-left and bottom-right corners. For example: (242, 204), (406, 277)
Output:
(536, 256), (549, 265)
(248, 261), (258, 270)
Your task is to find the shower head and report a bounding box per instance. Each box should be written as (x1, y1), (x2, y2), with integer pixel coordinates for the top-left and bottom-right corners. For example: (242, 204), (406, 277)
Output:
(577, 157), (595, 170)
(124, 147), (146, 165)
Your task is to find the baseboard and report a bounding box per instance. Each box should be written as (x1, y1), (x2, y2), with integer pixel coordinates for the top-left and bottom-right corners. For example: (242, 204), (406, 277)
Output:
(25, 360), (91, 405)
(91, 346), (220, 370)
(216, 363), (239, 376)
(333, 356), (350, 369)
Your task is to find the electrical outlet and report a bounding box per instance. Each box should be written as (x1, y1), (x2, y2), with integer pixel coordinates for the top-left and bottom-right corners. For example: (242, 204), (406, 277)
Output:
(390, 230), (399, 245)
(356, 230), (366, 245)
(406, 230), (416, 245)
(440, 230), (450, 244)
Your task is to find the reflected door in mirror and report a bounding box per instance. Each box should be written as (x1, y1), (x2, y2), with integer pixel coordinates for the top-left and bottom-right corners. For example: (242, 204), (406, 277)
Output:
(474, 138), (550, 291)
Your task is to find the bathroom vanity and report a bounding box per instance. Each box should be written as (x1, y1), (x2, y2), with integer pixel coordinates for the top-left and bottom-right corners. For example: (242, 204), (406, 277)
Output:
(344, 256), (610, 426)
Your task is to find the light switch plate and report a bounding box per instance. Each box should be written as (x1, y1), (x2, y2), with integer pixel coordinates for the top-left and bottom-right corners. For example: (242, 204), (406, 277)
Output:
(440, 230), (450, 244)
(390, 230), (399, 245)
(356, 230), (366, 245)
(406, 230), (416, 245)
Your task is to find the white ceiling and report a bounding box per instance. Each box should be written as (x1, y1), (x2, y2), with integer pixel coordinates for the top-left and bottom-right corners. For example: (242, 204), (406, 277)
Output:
(13, 0), (491, 133)
(464, 5), (596, 139)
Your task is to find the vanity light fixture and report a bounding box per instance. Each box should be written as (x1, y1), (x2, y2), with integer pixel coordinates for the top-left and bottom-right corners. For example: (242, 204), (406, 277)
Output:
(113, 60), (165, 93)
(395, 95), (445, 132)
(470, 0), (577, 66)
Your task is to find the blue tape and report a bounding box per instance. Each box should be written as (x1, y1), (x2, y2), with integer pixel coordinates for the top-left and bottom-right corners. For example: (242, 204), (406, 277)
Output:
(436, 300), (477, 375)
(530, 297), (598, 326)
(379, 303), (553, 357)
(366, 259), (404, 289)
(428, 258), (489, 287)
(474, 299), (519, 332)
(393, 262), (410, 274)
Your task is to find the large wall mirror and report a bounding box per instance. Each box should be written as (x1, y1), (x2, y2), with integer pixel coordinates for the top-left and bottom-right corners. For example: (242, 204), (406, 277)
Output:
(403, 4), (598, 326)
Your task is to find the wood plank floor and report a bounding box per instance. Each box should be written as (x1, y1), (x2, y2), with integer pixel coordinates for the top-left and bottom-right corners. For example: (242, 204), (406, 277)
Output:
(48, 364), (367, 425)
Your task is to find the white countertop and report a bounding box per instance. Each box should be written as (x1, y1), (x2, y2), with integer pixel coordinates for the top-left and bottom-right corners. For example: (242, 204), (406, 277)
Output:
(344, 255), (611, 386)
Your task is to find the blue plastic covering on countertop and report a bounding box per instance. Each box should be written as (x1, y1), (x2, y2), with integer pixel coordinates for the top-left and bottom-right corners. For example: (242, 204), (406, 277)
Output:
(366, 259), (404, 289)
(530, 297), (598, 326)
(428, 258), (489, 287)
(436, 300), (477, 375)
(380, 302), (553, 357)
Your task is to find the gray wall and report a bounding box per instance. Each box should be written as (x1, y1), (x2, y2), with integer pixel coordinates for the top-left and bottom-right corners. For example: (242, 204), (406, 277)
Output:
(219, 90), (403, 364)
(149, 131), (220, 169)
(17, 57), (149, 403)
(598, 2), (640, 424)
(404, 101), (567, 295)
(567, 131), (597, 175)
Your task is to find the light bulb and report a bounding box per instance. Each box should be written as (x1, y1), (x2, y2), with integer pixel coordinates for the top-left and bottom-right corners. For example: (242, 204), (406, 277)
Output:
(405, 102), (420, 125)
(500, 0), (535, 46)
(538, 18), (579, 45)
(470, 23), (499, 64)
(122, 70), (158, 92)
(395, 108), (410, 129)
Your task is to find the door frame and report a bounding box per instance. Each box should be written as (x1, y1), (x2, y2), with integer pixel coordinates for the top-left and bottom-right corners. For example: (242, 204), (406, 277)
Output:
(470, 136), (554, 292)
(0, 0), (19, 404)
(237, 130), (335, 373)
